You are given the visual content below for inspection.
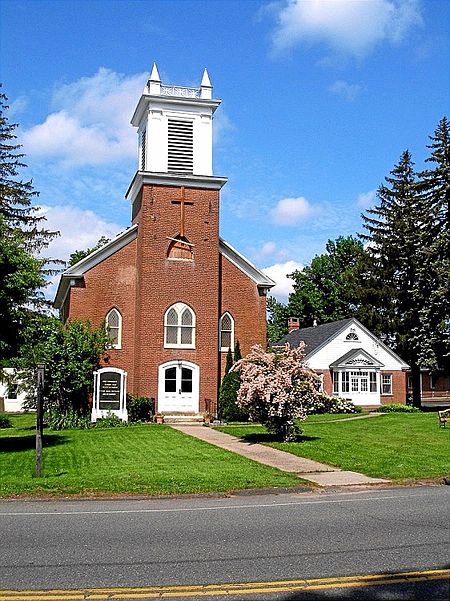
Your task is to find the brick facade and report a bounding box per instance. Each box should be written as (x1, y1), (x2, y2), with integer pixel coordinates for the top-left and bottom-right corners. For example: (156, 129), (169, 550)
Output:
(62, 182), (268, 413)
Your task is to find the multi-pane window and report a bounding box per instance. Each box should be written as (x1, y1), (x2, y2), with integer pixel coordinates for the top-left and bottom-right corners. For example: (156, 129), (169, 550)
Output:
(345, 331), (359, 341)
(106, 308), (122, 349)
(164, 303), (195, 348)
(370, 372), (377, 392)
(220, 312), (234, 351)
(342, 372), (350, 393)
(333, 371), (339, 394)
(382, 374), (392, 395)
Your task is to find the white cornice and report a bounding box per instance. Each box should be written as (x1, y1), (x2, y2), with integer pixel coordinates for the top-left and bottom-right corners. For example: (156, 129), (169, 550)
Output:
(131, 94), (221, 127)
(219, 238), (275, 290)
(126, 171), (228, 203)
(54, 225), (138, 308)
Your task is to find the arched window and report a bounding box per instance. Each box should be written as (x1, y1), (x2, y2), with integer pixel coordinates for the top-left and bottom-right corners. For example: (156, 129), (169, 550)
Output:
(164, 303), (196, 348)
(345, 331), (359, 341)
(106, 308), (122, 349)
(220, 312), (234, 351)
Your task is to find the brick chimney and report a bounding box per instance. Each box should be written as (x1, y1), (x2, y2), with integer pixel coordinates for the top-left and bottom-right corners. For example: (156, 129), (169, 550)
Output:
(288, 317), (300, 332)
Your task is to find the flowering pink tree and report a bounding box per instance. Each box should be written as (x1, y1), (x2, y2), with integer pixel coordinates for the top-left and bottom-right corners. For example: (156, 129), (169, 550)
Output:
(230, 343), (320, 441)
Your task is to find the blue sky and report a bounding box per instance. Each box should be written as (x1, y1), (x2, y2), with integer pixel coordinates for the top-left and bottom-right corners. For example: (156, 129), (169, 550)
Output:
(1, 0), (449, 301)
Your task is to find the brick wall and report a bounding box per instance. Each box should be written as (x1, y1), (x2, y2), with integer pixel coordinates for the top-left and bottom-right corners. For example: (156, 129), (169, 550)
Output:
(380, 370), (407, 405)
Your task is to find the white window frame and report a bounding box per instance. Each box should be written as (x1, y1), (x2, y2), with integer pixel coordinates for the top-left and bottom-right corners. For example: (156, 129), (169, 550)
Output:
(219, 312), (234, 352)
(382, 374), (393, 395)
(164, 302), (196, 349)
(106, 308), (122, 349)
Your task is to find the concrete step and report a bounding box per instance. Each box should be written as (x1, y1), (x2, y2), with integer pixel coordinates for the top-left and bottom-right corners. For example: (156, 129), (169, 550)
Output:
(162, 414), (205, 424)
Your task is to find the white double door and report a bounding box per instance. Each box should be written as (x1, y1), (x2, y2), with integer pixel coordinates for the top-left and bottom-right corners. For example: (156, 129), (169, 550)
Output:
(158, 361), (199, 413)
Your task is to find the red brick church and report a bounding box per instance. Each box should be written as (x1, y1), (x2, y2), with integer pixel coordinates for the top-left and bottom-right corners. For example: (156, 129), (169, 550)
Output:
(54, 64), (274, 415)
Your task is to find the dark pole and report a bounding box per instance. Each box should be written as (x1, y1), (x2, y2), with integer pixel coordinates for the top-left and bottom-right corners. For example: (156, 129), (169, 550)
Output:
(35, 363), (45, 478)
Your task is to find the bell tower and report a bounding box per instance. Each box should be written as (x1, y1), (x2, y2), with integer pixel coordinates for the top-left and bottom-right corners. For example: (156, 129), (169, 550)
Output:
(126, 64), (227, 405)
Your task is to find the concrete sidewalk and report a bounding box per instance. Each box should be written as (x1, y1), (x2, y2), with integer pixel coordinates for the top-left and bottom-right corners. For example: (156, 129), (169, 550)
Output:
(171, 424), (389, 487)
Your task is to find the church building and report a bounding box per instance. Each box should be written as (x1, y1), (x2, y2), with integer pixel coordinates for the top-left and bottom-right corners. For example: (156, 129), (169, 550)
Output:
(54, 64), (275, 416)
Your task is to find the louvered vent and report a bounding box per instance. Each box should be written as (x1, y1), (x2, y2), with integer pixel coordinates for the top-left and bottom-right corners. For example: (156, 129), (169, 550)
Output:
(168, 119), (193, 173)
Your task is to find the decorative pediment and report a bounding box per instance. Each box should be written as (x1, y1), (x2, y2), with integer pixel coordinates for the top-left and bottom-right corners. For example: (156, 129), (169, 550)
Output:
(329, 348), (384, 369)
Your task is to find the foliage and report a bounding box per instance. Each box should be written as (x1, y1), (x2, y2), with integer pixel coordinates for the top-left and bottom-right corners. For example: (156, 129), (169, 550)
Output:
(45, 408), (92, 430)
(218, 371), (248, 422)
(302, 393), (362, 415)
(377, 403), (420, 413)
(16, 318), (109, 417)
(0, 413), (12, 428)
(359, 131), (449, 406)
(68, 236), (110, 267)
(0, 90), (60, 360)
(218, 340), (248, 423)
(93, 413), (129, 428)
(231, 343), (320, 441)
(267, 236), (367, 345)
(127, 395), (155, 422)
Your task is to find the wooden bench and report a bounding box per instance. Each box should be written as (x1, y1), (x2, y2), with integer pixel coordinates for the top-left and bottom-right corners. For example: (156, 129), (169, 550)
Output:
(438, 409), (450, 427)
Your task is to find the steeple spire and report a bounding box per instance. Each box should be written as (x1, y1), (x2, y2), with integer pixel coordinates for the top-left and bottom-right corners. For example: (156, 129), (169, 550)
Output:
(148, 63), (161, 95)
(200, 68), (212, 99)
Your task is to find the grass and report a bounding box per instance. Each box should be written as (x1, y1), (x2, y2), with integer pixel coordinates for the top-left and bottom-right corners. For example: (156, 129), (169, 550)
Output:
(0, 413), (300, 498)
(217, 412), (450, 480)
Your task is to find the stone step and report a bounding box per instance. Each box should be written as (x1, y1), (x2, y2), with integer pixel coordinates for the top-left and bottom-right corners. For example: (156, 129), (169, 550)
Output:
(162, 414), (205, 424)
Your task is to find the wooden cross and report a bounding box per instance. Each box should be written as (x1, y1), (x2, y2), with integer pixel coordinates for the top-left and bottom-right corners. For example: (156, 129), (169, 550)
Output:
(171, 187), (194, 237)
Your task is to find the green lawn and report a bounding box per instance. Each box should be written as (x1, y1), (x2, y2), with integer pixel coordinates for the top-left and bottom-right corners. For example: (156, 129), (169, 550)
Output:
(217, 413), (450, 480)
(0, 414), (300, 498)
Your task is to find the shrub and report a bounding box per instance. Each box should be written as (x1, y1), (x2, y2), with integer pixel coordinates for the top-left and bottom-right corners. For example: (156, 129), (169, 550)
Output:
(0, 413), (12, 428)
(127, 395), (155, 422)
(46, 408), (92, 430)
(304, 394), (362, 415)
(231, 343), (320, 441)
(94, 413), (129, 428)
(218, 371), (249, 422)
(377, 403), (420, 413)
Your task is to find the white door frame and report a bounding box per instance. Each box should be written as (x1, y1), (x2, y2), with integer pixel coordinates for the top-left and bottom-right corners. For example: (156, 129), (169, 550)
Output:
(157, 360), (200, 413)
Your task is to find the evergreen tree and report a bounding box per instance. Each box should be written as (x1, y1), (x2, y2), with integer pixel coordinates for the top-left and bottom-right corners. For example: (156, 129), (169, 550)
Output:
(411, 117), (450, 373)
(0, 90), (60, 359)
(224, 347), (233, 375)
(218, 340), (247, 422)
(233, 339), (242, 362)
(360, 150), (428, 406)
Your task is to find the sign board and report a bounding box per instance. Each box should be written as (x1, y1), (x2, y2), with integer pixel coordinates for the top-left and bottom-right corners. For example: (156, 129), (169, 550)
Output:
(92, 367), (127, 422)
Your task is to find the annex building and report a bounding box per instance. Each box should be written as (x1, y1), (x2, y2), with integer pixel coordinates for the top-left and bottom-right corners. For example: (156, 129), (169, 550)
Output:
(54, 64), (274, 415)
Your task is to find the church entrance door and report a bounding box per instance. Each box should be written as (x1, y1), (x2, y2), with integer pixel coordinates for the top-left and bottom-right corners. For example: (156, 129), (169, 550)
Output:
(158, 361), (199, 413)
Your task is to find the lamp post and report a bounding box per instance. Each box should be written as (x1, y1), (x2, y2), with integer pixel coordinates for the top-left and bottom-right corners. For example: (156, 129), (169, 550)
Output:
(35, 363), (45, 477)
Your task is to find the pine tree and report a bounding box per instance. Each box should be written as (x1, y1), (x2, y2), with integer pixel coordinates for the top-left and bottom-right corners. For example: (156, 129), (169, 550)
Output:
(0, 89), (60, 359)
(360, 150), (428, 406)
(233, 340), (242, 362)
(224, 347), (233, 375)
(412, 117), (450, 373)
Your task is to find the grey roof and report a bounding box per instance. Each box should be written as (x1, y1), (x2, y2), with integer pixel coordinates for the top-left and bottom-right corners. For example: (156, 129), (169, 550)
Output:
(329, 348), (384, 368)
(278, 318), (354, 358)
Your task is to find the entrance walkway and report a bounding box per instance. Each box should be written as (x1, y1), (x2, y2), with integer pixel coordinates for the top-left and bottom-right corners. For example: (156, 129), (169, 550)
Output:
(171, 424), (389, 487)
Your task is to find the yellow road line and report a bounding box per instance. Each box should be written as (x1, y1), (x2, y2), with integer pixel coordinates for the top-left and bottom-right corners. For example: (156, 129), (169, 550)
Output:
(1, 569), (449, 600)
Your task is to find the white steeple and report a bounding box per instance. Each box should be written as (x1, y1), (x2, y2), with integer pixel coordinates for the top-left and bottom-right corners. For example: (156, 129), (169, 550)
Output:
(130, 64), (221, 177)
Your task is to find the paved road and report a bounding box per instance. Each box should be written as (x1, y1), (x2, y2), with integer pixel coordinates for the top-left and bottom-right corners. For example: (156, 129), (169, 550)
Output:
(0, 486), (448, 599)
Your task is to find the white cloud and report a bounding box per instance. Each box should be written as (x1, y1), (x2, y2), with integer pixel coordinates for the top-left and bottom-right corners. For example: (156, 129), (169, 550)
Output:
(262, 260), (304, 302)
(21, 68), (147, 167)
(270, 0), (423, 58)
(38, 204), (123, 264)
(328, 80), (363, 101)
(270, 196), (314, 225)
(357, 189), (377, 208)
(8, 95), (28, 116)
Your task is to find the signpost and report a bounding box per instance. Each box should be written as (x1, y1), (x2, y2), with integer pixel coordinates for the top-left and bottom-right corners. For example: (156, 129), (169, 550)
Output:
(35, 363), (45, 477)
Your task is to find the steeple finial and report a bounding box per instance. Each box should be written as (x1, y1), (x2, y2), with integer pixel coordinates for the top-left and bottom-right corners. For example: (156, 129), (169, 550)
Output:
(148, 63), (161, 95)
(200, 68), (212, 99)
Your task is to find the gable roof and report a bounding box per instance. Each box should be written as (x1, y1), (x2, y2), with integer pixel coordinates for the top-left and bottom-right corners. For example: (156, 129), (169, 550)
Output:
(279, 317), (409, 369)
(279, 318), (354, 356)
(329, 348), (384, 368)
(54, 226), (274, 308)
(219, 238), (275, 290)
(53, 225), (139, 308)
